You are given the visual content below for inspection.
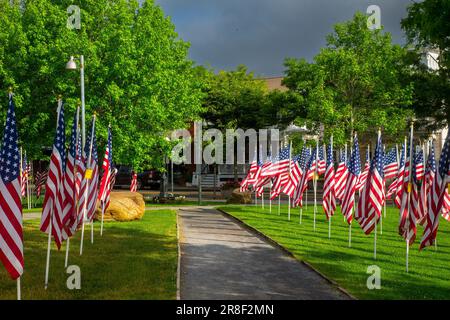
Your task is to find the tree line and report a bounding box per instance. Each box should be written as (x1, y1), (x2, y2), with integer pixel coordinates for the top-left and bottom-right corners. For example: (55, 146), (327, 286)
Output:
(0, 0), (448, 168)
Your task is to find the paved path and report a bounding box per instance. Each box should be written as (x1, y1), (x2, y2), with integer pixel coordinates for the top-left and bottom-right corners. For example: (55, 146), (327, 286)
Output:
(178, 207), (350, 300)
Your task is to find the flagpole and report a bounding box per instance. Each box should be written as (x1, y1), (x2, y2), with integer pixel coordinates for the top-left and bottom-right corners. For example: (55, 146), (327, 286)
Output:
(261, 191), (264, 210)
(328, 135), (333, 239)
(278, 195), (281, 215)
(381, 145), (386, 235)
(349, 134), (354, 247)
(307, 146), (311, 211)
(17, 277), (21, 300)
(313, 138), (318, 231)
(405, 122), (414, 272)
(288, 140), (292, 221)
(80, 115), (96, 256)
(91, 221), (94, 244)
(44, 207), (53, 289)
(65, 105), (81, 268)
(101, 201), (105, 236)
(65, 238), (70, 268)
(373, 132), (380, 260)
(269, 180), (272, 213)
(44, 97), (63, 289)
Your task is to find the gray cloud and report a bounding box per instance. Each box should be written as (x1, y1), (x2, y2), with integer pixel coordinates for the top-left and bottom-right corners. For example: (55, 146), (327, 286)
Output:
(154, 0), (414, 76)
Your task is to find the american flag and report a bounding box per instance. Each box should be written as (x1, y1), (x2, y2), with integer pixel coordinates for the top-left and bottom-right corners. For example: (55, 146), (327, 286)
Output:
(441, 190), (450, 221)
(292, 151), (315, 207)
(85, 120), (99, 222)
(34, 170), (47, 199)
(340, 135), (361, 224)
(62, 109), (79, 239)
(110, 167), (118, 191)
(260, 146), (290, 178)
(98, 127), (113, 211)
(130, 171), (138, 192)
(418, 143), (435, 224)
(240, 147), (258, 192)
(356, 148), (370, 192)
(40, 100), (66, 250)
(415, 149), (424, 181)
(334, 148), (349, 201)
(311, 145), (326, 176)
(0, 94), (24, 280)
(253, 148), (272, 196)
(394, 142), (406, 208)
(356, 133), (384, 235)
(75, 131), (85, 228)
(282, 154), (302, 198)
(21, 153), (28, 197)
(383, 147), (398, 179)
(323, 142), (336, 219)
(253, 155), (268, 197)
(399, 146), (420, 245)
(420, 133), (450, 250)
(412, 149), (426, 225)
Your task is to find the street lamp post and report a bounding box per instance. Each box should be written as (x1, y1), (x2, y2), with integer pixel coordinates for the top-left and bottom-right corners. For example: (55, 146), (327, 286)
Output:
(66, 55), (86, 149)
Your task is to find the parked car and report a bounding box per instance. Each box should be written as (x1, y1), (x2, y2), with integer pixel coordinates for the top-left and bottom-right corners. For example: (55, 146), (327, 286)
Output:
(113, 165), (161, 190)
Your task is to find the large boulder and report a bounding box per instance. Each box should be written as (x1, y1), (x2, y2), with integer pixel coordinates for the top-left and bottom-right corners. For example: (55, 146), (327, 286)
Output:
(95, 191), (145, 222)
(226, 188), (253, 204)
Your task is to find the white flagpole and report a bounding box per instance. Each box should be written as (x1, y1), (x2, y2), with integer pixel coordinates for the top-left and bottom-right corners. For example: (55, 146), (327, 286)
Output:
(305, 189), (308, 210)
(91, 220), (94, 244)
(17, 277), (21, 300)
(65, 238), (70, 268)
(307, 146), (311, 210)
(313, 139), (318, 231)
(276, 194), (281, 217)
(262, 191), (264, 209)
(299, 207), (303, 224)
(288, 140), (292, 221)
(269, 180), (272, 213)
(328, 135), (333, 239)
(44, 98), (63, 289)
(65, 106), (80, 267)
(373, 131), (381, 259)
(405, 122), (414, 271)
(44, 207), (53, 289)
(349, 134), (354, 247)
(374, 221), (377, 259)
(348, 221), (352, 247)
(80, 115), (96, 256)
(101, 201), (105, 236)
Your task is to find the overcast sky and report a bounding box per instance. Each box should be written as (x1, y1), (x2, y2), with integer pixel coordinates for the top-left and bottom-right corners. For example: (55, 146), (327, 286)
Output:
(153, 0), (414, 77)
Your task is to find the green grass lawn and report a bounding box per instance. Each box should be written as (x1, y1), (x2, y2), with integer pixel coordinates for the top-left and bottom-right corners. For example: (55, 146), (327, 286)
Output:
(0, 210), (178, 300)
(218, 204), (450, 299)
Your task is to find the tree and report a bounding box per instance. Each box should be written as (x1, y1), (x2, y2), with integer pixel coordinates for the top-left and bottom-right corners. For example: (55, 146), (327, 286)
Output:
(401, 0), (450, 131)
(0, 0), (204, 170)
(283, 12), (414, 146)
(199, 65), (267, 130)
(198, 65), (268, 181)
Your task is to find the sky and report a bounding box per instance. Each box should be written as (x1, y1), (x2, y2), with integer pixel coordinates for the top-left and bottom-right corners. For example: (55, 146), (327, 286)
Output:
(153, 0), (415, 77)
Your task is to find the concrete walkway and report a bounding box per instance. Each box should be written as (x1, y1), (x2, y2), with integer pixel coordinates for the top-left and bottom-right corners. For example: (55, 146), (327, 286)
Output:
(178, 207), (350, 300)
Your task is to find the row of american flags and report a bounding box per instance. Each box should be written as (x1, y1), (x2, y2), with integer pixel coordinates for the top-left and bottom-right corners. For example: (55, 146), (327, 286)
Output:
(240, 128), (450, 253)
(0, 95), (142, 294)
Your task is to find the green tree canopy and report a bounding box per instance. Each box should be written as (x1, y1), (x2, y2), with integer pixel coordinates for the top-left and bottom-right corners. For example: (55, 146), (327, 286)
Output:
(199, 65), (267, 130)
(0, 0), (204, 170)
(282, 12), (414, 146)
(401, 0), (450, 131)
